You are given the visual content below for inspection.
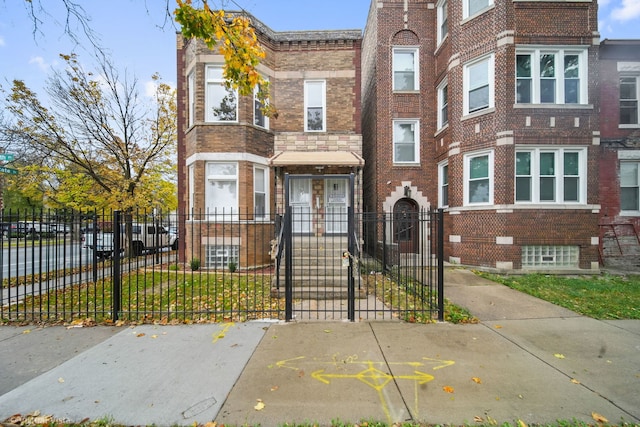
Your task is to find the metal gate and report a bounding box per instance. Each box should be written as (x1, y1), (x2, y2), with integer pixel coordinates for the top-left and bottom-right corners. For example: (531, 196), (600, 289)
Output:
(276, 174), (444, 322)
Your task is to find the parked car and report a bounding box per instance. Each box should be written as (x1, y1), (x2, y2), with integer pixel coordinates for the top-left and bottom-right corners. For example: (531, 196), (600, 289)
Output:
(0, 222), (24, 238)
(17, 222), (56, 239)
(88, 223), (178, 258)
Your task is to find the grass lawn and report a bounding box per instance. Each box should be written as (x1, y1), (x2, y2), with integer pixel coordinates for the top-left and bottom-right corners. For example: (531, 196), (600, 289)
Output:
(474, 271), (640, 320)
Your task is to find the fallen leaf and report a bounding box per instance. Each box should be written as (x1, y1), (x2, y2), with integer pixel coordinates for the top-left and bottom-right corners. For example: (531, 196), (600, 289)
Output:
(592, 412), (608, 423)
(254, 399), (265, 411)
(494, 325), (502, 329)
(137, 333), (146, 338)
(471, 377), (482, 384)
(298, 370), (305, 378)
(443, 385), (454, 393)
(517, 419), (528, 427)
(324, 329), (332, 333)
(571, 378), (581, 384)
(58, 377), (65, 383)
(270, 385), (279, 391)
(151, 335), (158, 339)
(22, 329), (31, 334)
(474, 416), (484, 423)
(554, 353), (565, 359)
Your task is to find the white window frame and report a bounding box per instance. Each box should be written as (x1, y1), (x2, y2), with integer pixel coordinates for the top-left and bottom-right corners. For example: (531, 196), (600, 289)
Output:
(463, 54), (494, 116)
(393, 119), (420, 164)
(188, 164), (195, 217)
(620, 160), (640, 214)
(514, 147), (587, 204)
(304, 80), (326, 132)
(437, 0), (448, 45)
(620, 75), (640, 127)
(464, 150), (494, 206)
(254, 78), (269, 129)
(438, 161), (449, 208)
(205, 65), (238, 123)
(254, 165), (269, 219)
(205, 162), (239, 217)
(437, 79), (449, 129)
(463, 0), (494, 19)
(188, 71), (195, 127)
(393, 47), (420, 91)
(515, 47), (588, 106)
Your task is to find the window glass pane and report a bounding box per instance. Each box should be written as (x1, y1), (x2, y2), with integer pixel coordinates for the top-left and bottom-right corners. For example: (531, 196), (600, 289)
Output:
(564, 152), (579, 175)
(540, 54), (555, 77)
(395, 123), (415, 142)
(540, 153), (555, 175)
(469, 86), (489, 112)
(468, 0), (489, 16)
(564, 55), (579, 78)
(564, 177), (579, 201)
(621, 188), (639, 210)
(441, 85), (448, 124)
(208, 163), (236, 176)
(470, 155), (489, 179)
(620, 162), (639, 186)
(207, 181), (237, 210)
(255, 168), (265, 192)
(540, 177), (555, 201)
(620, 101), (639, 124)
(307, 108), (324, 130)
(516, 177), (531, 201)
(540, 79), (555, 103)
(207, 67), (223, 80)
(394, 51), (416, 90)
(620, 78), (636, 100)
(395, 144), (415, 162)
(516, 55), (531, 77)
(516, 152), (531, 175)
(207, 85), (237, 121)
(565, 80), (579, 104)
(307, 82), (323, 106)
(469, 180), (489, 203)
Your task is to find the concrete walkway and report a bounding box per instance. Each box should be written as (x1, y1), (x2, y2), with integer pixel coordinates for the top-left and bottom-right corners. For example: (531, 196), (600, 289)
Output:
(0, 269), (639, 426)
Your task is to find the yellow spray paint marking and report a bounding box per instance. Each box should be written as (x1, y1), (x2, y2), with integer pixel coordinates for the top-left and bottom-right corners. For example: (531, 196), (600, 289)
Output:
(274, 354), (455, 424)
(212, 322), (235, 344)
(312, 361), (435, 390)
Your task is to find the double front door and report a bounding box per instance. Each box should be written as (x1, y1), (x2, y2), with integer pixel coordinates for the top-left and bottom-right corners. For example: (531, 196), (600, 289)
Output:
(289, 178), (348, 235)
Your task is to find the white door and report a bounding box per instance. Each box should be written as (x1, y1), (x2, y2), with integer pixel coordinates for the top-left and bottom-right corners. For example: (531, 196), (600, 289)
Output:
(325, 179), (348, 234)
(290, 179), (312, 234)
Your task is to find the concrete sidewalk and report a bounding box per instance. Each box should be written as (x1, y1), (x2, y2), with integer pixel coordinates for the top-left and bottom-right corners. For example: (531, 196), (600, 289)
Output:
(1, 269), (639, 426)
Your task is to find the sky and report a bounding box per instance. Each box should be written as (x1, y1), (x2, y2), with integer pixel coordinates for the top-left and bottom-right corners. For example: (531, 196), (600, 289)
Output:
(0, 0), (639, 103)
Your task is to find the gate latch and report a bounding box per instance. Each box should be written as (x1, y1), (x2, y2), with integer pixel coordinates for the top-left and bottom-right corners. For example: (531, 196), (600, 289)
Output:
(342, 251), (350, 268)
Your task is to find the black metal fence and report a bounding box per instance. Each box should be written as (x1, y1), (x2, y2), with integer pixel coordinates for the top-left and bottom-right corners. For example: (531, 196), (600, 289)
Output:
(0, 208), (443, 324)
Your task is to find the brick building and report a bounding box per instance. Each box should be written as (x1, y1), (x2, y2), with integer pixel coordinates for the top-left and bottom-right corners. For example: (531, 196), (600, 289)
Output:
(176, 2), (638, 273)
(176, 17), (363, 269)
(598, 39), (640, 270)
(361, 0), (601, 272)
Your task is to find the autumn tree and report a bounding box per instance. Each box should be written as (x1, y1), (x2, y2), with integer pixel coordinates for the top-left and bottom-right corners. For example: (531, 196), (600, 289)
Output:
(1, 52), (177, 213)
(11, 0), (273, 111)
(174, 0), (275, 116)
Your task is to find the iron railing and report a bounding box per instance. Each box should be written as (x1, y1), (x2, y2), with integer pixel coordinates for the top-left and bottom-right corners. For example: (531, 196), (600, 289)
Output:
(1, 208), (443, 323)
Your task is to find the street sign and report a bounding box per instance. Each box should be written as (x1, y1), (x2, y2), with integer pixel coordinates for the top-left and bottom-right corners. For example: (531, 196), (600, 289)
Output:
(0, 154), (15, 161)
(0, 166), (18, 175)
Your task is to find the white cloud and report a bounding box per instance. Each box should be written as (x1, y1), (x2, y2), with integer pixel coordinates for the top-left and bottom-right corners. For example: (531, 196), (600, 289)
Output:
(29, 56), (51, 72)
(144, 80), (158, 98)
(611, 0), (640, 22)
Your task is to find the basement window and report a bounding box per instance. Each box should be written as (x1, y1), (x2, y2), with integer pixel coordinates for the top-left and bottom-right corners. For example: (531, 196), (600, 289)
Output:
(205, 245), (239, 269)
(522, 245), (579, 269)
